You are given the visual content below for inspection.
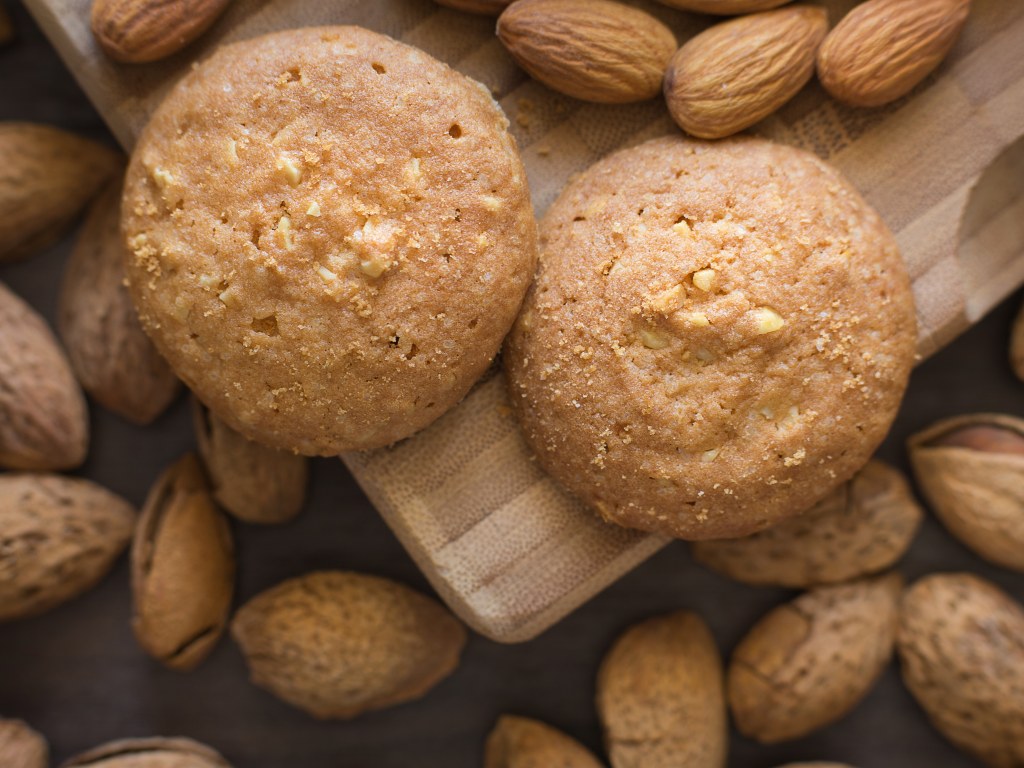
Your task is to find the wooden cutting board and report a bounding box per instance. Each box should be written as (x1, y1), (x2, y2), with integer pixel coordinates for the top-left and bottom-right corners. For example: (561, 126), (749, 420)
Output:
(25, 0), (1024, 642)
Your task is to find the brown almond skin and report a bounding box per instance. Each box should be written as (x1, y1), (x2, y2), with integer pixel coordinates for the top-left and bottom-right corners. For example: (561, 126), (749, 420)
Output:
(62, 737), (231, 767)
(817, 0), (971, 108)
(192, 398), (308, 524)
(0, 281), (89, 470)
(728, 572), (902, 743)
(655, 0), (791, 13)
(485, 715), (604, 768)
(497, 0), (677, 104)
(0, 473), (135, 622)
(58, 179), (181, 425)
(692, 460), (922, 587)
(132, 453), (235, 671)
(898, 573), (1024, 768)
(597, 611), (726, 768)
(91, 0), (232, 64)
(664, 5), (828, 140)
(435, 0), (512, 15)
(0, 123), (121, 262)
(0, 719), (48, 768)
(231, 571), (467, 719)
(908, 414), (1024, 572)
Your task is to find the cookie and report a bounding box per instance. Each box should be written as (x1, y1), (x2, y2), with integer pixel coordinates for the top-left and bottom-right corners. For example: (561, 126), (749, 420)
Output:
(123, 26), (537, 454)
(505, 135), (915, 540)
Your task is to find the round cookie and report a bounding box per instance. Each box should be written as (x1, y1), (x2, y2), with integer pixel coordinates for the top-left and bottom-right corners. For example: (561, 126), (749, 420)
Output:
(123, 26), (537, 454)
(505, 135), (916, 541)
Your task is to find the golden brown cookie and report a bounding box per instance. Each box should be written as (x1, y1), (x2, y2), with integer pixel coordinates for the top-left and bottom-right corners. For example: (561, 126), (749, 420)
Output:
(123, 26), (537, 454)
(505, 135), (915, 540)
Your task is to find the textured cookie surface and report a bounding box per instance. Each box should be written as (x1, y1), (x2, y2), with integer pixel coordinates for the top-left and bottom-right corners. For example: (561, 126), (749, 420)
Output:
(123, 26), (536, 454)
(505, 135), (915, 540)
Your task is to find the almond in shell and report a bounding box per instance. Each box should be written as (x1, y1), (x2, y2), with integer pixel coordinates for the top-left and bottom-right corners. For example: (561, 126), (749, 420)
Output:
(91, 0), (232, 64)
(485, 715), (603, 768)
(0, 122), (120, 262)
(908, 414), (1024, 572)
(132, 453), (235, 670)
(231, 571), (466, 719)
(59, 179), (180, 425)
(664, 5), (828, 139)
(728, 572), (902, 743)
(193, 399), (307, 525)
(0, 718), (48, 768)
(692, 460), (922, 587)
(597, 610), (727, 768)
(0, 282), (89, 470)
(897, 573), (1024, 768)
(0, 473), (135, 622)
(62, 737), (232, 767)
(497, 0), (677, 104)
(817, 0), (971, 108)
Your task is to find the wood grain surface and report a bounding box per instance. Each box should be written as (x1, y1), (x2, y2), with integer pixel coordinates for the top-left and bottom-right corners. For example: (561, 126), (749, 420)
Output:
(20, 0), (1024, 642)
(1, 5), (1024, 767)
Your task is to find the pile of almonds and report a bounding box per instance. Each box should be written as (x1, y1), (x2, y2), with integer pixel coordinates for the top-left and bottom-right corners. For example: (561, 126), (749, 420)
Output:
(444, 0), (972, 139)
(2, 1), (1022, 767)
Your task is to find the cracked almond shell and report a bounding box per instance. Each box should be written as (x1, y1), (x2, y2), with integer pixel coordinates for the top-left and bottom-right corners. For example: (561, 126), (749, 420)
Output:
(897, 573), (1024, 768)
(0, 122), (120, 262)
(0, 281), (89, 471)
(485, 715), (603, 768)
(132, 453), (235, 670)
(0, 473), (135, 622)
(59, 179), (180, 425)
(0, 718), (48, 768)
(597, 610), (727, 768)
(192, 398), (307, 524)
(231, 571), (466, 719)
(497, 0), (677, 104)
(664, 5), (828, 139)
(692, 459), (922, 587)
(908, 414), (1024, 572)
(728, 572), (902, 743)
(62, 737), (231, 767)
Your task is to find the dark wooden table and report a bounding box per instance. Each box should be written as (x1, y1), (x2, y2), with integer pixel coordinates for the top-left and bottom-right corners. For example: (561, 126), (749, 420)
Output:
(1, 3), (1022, 765)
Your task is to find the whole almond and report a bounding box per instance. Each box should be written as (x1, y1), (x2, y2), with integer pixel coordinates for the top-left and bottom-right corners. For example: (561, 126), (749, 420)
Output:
(0, 473), (135, 622)
(62, 737), (231, 767)
(597, 611), (726, 768)
(664, 5), (828, 139)
(231, 571), (466, 719)
(59, 180), (180, 425)
(193, 399), (307, 525)
(0, 123), (120, 262)
(132, 453), (235, 671)
(485, 715), (604, 768)
(91, 0), (232, 64)
(908, 414), (1024, 572)
(435, 0), (512, 15)
(0, 719), (48, 768)
(0, 282), (88, 470)
(692, 460), (922, 587)
(728, 572), (902, 743)
(817, 0), (971, 108)
(497, 0), (677, 104)
(655, 1), (791, 13)
(898, 573), (1024, 768)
